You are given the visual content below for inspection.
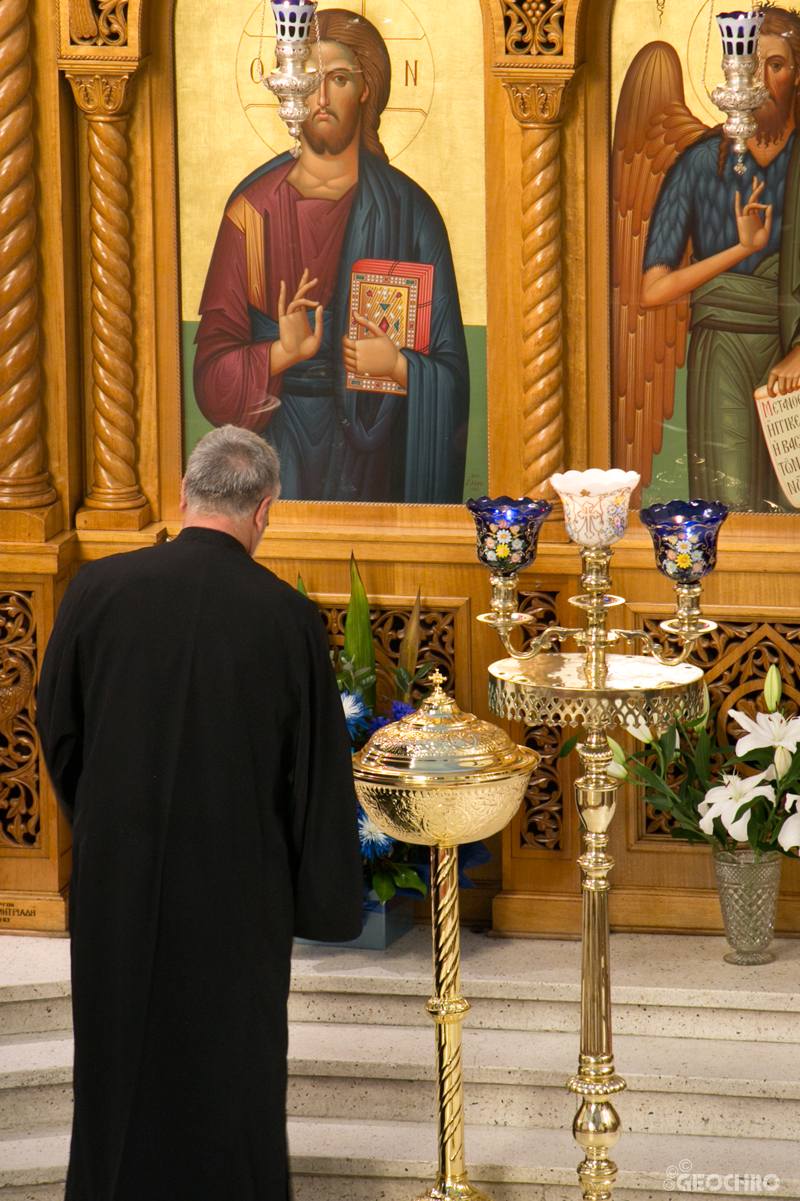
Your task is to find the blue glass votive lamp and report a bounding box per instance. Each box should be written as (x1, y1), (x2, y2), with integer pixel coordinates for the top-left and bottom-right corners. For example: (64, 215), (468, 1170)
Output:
(640, 499), (728, 638)
(467, 496), (553, 636)
(467, 496), (553, 576)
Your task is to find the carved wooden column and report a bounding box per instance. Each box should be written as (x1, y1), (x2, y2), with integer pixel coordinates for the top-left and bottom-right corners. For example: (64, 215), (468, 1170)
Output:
(500, 77), (571, 497)
(58, 1), (150, 530)
(489, 0), (577, 498)
(0, 0), (60, 540)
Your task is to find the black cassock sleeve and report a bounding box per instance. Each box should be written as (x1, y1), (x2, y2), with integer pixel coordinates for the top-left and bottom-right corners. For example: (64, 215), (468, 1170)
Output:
(290, 609), (364, 941)
(37, 573), (88, 826)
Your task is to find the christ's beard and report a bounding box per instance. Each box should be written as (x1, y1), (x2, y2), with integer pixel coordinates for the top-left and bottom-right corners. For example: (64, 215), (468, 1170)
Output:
(302, 111), (359, 156)
(755, 80), (795, 145)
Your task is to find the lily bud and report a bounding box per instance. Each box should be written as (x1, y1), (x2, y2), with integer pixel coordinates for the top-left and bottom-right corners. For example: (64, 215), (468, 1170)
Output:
(689, 680), (710, 731)
(607, 759), (628, 780)
(606, 735), (627, 766)
(627, 720), (653, 743)
(764, 664), (782, 713)
(775, 744), (792, 779)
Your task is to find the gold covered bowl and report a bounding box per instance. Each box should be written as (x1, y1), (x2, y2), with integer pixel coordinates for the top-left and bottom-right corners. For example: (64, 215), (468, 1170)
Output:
(352, 671), (539, 847)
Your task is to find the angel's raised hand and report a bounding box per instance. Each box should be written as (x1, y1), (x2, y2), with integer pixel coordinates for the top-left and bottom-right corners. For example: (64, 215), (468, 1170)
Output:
(735, 178), (772, 255)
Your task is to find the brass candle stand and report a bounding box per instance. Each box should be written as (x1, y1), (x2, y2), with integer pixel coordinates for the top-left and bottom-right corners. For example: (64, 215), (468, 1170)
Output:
(469, 482), (726, 1201)
(352, 673), (539, 1200)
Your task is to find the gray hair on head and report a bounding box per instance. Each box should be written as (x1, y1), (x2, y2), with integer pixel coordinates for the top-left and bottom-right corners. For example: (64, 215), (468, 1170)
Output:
(184, 425), (281, 520)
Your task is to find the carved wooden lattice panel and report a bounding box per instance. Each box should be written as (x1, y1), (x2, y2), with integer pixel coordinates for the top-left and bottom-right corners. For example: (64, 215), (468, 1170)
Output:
(69, 0), (128, 47)
(0, 593), (39, 850)
(320, 603), (456, 713)
(516, 589), (564, 851)
(640, 616), (800, 836)
(501, 0), (565, 57)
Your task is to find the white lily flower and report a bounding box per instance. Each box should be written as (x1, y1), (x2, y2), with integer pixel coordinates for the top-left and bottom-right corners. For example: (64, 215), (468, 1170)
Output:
(729, 709), (800, 763)
(778, 811), (800, 851)
(699, 769), (776, 841)
(785, 793), (800, 813)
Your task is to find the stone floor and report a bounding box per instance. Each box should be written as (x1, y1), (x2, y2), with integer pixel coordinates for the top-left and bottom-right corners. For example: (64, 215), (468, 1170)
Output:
(2, 928), (799, 1199)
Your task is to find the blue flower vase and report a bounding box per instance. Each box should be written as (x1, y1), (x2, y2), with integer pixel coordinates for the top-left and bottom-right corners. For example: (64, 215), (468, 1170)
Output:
(295, 889), (414, 951)
(640, 500), (728, 583)
(466, 496), (553, 575)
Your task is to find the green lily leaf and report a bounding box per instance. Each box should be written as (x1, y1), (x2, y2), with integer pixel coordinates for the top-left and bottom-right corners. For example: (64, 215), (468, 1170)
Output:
(396, 589), (421, 702)
(558, 733), (580, 759)
(343, 554), (376, 714)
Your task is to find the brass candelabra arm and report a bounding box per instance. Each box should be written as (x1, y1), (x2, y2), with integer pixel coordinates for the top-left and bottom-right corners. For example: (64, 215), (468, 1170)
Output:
(477, 571), (581, 659)
(612, 627), (696, 668)
(477, 615), (582, 660)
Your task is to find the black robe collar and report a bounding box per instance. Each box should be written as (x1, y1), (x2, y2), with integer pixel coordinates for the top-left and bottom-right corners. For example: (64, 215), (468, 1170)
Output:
(175, 527), (250, 557)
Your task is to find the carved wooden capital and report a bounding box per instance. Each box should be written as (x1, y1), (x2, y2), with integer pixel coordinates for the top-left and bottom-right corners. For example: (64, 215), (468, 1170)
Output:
(498, 72), (572, 127)
(65, 70), (133, 118)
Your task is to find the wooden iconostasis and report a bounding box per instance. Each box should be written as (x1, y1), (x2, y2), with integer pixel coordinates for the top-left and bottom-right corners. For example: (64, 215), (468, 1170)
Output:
(0, 0), (797, 936)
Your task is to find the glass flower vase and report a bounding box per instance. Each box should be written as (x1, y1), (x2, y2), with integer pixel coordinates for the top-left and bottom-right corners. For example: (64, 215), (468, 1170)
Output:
(713, 848), (782, 965)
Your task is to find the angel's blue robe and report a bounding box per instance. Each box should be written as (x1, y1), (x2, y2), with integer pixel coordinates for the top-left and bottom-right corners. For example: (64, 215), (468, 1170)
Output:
(642, 133), (800, 510)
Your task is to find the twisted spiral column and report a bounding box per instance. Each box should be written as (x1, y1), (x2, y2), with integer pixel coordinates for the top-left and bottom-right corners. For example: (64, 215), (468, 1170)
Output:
(413, 846), (493, 1201)
(499, 76), (571, 498)
(0, 0), (54, 508)
(66, 71), (147, 514)
(520, 124), (564, 495)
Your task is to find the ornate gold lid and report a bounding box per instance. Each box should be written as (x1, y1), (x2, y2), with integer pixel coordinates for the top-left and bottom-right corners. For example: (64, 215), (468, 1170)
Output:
(353, 669), (538, 785)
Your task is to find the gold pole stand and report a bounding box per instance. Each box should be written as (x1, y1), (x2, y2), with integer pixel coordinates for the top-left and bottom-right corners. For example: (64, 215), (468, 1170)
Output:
(413, 845), (494, 1201)
(567, 729), (626, 1201)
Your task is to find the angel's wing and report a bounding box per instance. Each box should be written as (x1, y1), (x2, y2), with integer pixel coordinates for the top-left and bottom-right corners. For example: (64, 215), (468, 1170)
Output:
(611, 41), (711, 494)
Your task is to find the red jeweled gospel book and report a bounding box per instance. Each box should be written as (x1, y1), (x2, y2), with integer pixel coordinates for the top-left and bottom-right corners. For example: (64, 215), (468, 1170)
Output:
(346, 259), (434, 396)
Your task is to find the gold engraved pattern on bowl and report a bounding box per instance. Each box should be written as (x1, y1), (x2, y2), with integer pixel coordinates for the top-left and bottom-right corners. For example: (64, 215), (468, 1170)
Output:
(355, 774), (535, 847)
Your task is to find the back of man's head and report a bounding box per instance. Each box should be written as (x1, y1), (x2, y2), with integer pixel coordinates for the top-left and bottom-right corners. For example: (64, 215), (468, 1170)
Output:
(184, 426), (280, 520)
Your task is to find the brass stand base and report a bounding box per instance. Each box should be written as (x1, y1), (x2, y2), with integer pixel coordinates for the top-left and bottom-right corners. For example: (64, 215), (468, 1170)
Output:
(412, 1177), (495, 1201)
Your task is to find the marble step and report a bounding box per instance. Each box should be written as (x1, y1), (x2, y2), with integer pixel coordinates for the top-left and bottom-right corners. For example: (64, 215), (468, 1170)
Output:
(2, 1120), (798, 1200)
(0, 939), (71, 1041)
(290, 929), (800, 1043)
(2, 1014), (797, 1138)
(287, 1118), (800, 1199)
(286, 1022), (800, 1140)
(0, 1035), (73, 1132)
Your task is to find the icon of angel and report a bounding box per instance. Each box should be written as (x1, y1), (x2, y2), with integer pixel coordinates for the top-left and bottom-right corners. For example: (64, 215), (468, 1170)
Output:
(611, 6), (800, 512)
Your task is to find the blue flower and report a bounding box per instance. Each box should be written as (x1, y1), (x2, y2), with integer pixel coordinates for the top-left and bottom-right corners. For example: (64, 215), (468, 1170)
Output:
(366, 700), (415, 737)
(341, 691), (370, 737)
(358, 805), (394, 861)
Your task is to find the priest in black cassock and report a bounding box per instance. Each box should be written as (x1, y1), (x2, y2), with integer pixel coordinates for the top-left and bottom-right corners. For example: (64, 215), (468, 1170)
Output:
(37, 425), (364, 1201)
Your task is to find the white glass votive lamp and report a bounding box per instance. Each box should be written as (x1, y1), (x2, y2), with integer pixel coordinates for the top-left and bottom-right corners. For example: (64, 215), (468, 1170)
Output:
(550, 469), (641, 548)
